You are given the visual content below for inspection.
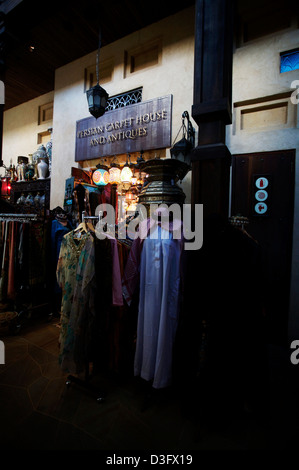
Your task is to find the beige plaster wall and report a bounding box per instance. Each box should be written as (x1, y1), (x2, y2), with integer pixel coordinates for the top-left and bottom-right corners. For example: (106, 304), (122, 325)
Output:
(50, 6), (196, 209)
(231, 28), (299, 103)
(1, 91), (54, 176)
(226, 26), (299, 341)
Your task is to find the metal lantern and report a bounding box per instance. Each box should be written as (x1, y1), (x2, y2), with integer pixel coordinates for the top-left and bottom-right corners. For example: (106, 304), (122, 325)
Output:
(86, 28), (109, 119)
(170, 136), (193, 163)
(92, 168), (109, 186)
(170, 111), (195, 165)
(86, 84), (109, 119)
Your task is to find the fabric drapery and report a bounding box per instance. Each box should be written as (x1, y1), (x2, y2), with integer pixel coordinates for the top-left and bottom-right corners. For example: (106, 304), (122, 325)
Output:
(122, 218), (184, 389)
(56, 229), (123, 374)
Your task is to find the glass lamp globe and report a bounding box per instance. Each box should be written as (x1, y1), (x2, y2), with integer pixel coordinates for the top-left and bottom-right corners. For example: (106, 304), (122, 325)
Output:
(92, 168), (109, 186)
(120, 165), (133, 184)
(109, 166), (121, 184)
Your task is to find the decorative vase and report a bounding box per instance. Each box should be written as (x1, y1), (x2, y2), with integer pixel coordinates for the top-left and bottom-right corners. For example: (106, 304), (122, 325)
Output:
(33, 145), (48, 179)
(32, 144), (47, 161)
(37, 157), (49, 179)
(45, 128), (53, 177)
(25, 162), (35, 181)
(16, 156), (28, 182)
(25, 193), (34, 206)
(40, 193), (45, 207)
(34, 192), (41, 208)
(137, 158), (190, 213)
(16, 193), (26, 205)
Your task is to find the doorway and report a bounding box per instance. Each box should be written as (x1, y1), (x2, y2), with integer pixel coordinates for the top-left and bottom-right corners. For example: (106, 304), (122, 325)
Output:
(231, 149), (295, 346)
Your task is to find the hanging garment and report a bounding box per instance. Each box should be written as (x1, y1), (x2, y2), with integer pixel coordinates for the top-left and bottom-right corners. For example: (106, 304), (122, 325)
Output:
(28, 221), (48, 289)
(56, 230), (91, 369)
(0, 221), (9, 302)
(108, 236), (124, 307)
(62, 233), (96, 374)
(51, 219), (72, 291)
(57, 229), (124, 374)
(7, 221), (16, 299)
(125, 221), (184, 389)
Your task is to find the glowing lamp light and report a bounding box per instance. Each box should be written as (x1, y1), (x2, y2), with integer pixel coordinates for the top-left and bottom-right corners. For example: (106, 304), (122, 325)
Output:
(109, 166), (121, 184)
(125, 190), (135, 202)
(131, 175), (137, 185)
(1, 178), (11, 197)
(126, 201), (137, 213)
(92, 168), (109, 186)
(120, 165), (133, 184)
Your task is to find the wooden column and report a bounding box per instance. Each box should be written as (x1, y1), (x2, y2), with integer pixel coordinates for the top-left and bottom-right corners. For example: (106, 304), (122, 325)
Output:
(191, 0), (233, 222)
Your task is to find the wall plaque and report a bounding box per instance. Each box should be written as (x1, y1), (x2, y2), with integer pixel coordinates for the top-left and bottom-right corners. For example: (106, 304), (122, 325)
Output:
(75, 94), (173, 162)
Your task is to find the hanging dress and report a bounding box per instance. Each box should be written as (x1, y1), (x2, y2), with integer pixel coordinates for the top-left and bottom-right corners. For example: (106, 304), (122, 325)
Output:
(133, 223), (183, 389)
(57, 230), (124, 374)
(56, 230), (92, 371)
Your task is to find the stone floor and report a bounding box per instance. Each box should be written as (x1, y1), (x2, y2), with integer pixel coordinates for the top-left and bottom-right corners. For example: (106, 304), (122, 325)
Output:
(1, 315), (299, 453)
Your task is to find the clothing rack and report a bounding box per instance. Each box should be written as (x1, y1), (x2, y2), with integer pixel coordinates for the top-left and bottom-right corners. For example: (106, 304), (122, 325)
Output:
(82, 210), (101, 223)
(0, 213), (38, 222)
(82, 210), (116, 235)
(0, 212), (51, 331)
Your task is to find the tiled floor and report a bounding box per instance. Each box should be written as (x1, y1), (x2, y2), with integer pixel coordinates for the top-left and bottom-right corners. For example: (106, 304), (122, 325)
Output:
(1, 315), (299, 452)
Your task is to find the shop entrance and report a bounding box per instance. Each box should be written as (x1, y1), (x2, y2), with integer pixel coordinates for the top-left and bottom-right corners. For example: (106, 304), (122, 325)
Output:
(231, 149), (295, 346)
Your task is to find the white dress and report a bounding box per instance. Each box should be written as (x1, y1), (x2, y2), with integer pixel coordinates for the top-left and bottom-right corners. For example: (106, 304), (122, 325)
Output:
(134, 225), (182, 389)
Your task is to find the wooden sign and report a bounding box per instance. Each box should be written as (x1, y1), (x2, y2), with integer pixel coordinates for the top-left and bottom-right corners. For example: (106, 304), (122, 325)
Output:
(75, 95), (173, 162)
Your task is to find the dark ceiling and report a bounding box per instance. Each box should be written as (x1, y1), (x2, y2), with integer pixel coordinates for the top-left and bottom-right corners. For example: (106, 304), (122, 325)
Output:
(1, 0), (298, 111)
(1, 0), (196, 110)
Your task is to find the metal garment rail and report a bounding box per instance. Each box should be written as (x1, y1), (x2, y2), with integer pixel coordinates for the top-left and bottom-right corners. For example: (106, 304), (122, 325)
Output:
(0, 213), (38, 223)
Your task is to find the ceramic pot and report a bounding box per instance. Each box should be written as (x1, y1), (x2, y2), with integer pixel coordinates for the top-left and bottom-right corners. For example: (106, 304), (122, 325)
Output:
(25, 193), (34, 206)
(37, 157), (49, 179)
(34, 192), (41, 208)
(32, 145), (47, 162)
(45, 138), (52, 177)
(40, 193), (45, 207)
(25, 163), (35, 181)
(16, 193), (26, 205)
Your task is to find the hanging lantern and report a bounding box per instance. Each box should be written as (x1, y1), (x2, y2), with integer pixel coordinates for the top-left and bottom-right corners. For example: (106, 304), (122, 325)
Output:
(126, 201), (138, 213)
(130, 166), (137, 186)
(170, 111), (195, 165)
(109, 166), (121, 184)
(120, 164), (133, 184)
(86, 85), (109, 119)
(86, 28), (109, 119)
(92, 168), (109, 186)
(120, 153), (134, 185)
(125, 187), (137, 202)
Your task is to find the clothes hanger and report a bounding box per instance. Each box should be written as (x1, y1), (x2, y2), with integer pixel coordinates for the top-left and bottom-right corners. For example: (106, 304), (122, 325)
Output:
(73, 221), (88, 233)
(73, 212), (89, 236)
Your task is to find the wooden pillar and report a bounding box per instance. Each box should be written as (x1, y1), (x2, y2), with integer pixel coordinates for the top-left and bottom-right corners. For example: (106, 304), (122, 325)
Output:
(175, 1), (236, 418)
(191, 0), (233, 222)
